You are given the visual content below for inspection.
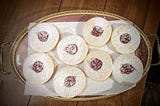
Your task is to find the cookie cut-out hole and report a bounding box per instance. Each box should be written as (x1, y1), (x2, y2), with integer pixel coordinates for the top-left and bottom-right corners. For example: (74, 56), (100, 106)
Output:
(120, 63), (135, 74)
(32, 61), (44, 73)
(90, 58), (103, 71)
(120, 33), (131, 44)
(64, 44), (78, 55)
(91, 26), (104, 37)
(64, 76), (76, 87)
(37, 31), (49, 42)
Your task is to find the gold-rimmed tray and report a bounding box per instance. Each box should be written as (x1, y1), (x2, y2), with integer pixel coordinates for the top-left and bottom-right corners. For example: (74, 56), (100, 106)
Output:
(10, 10), (152, 101)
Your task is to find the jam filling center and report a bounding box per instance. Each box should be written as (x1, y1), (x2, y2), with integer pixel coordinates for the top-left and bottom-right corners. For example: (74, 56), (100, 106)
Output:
(32, 61), (44, 73)
(91, 26), (104, 37)
(90, 58), (103, 71)
(120, 63), (135, 74)
(64, 44), (78, 55)
(120, 33), (131, 44)
(64, 76), (76, 87)
(37, 31), (49, 42)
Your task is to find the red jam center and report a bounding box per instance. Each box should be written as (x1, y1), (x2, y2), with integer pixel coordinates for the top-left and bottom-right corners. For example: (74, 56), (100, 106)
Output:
(120, 33), (131, 44)
(120, 63), (135, 74)
(32, 61), (44, 73)
(91, 26), (104, 37)
(37, 31), (49, 42)
(64, 44), (78, 55)
(64, 76), (76, 87)
(90, 58), (103, 71)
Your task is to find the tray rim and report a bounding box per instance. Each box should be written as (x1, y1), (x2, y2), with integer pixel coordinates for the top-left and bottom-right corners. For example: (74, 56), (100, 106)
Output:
(10, 10), (152, 101)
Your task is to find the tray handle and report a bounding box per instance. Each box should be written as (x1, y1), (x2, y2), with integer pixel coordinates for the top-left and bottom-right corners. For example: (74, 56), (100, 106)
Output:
(148, 34), (160, 66)
(0, 42), (12, 75)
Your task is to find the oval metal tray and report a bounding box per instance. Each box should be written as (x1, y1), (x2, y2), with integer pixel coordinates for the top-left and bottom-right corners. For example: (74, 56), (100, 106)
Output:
(10, 10), (152, 101)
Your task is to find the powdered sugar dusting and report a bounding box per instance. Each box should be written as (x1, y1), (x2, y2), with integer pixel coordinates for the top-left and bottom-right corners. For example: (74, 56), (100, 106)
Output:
(24, 20), (142, 97)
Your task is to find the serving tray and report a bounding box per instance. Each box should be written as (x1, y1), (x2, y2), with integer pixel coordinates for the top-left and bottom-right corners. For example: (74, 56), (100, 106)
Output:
(9, 10), (152, 101)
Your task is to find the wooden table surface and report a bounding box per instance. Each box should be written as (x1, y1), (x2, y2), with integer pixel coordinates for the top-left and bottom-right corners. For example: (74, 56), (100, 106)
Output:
(0, 0), (159, 106)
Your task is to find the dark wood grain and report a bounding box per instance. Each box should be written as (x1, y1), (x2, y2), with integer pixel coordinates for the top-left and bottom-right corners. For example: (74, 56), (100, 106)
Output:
(0, 0), (61, 43)
(59, 0), (106, 11)
(143, 0), (160, 34)
(0, 0), (159, 106)
(28, 96), (77, 106)
(105, 0), (151, 29)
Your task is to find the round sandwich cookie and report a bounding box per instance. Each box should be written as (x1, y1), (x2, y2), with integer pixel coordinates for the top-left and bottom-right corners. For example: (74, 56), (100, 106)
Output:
(23, 53), (55, 85)
(57, 35), (88, 65)
(111, 24), (140, 54)
(83, 50), (112, 81)
(112, 54), (143, 85)
(28, 23), (59, 52)
(83, 17), (112, 46)
(53, 66), (86, 98)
